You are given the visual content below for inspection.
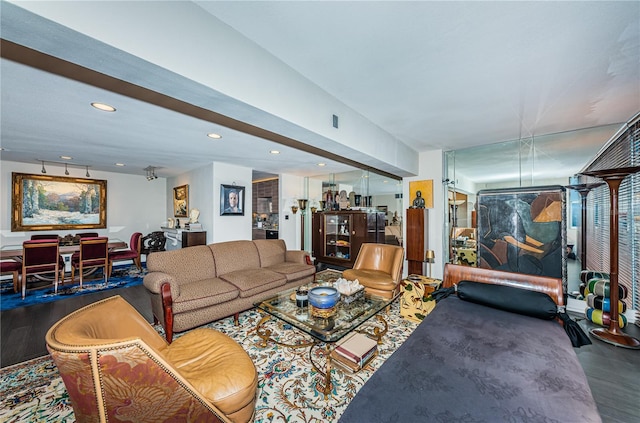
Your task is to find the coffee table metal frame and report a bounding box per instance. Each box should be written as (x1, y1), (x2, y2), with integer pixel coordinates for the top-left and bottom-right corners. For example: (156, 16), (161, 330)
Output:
(254, 286), (398, 398)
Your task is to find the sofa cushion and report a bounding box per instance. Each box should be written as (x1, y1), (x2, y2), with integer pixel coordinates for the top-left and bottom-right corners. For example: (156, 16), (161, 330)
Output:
(147, 245), (216, 284)
(163, 328), (257, 421)
(253, 239), (286, 267)
(220, 269), (286, 298)
(267, 262), (316, 282)
(172, 278), (239, 314)
(210, 241), (260, 276)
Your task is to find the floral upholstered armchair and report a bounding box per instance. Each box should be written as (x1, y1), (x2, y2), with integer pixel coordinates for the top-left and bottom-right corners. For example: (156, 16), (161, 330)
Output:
(45, 295), (257, 423)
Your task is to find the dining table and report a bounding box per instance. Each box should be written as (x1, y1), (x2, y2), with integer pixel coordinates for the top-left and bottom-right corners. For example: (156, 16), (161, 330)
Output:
(1, 239), (129, 283)
(0, 239), (128, 260)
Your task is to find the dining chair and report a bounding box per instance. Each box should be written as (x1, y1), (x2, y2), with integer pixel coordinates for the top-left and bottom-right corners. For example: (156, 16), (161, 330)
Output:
(1, 260), (21, 293)
(108, 232), (143, 277)
(76, 232), (99, 238)
(30, 234), (60, 240)
(70, 237), (109, 288)
(21, 240), (65, 299)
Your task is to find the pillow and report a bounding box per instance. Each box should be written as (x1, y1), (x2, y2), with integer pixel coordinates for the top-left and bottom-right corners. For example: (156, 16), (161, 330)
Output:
(457, 280), (558, 320)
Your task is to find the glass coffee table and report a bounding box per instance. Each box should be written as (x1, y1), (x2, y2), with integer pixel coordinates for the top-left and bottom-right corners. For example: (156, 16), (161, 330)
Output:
(254, 284), (398, 398)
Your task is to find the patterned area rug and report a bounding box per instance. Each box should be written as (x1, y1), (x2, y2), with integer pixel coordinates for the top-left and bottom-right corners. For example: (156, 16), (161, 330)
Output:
(0, 266), (147, 311)
(0, 299), (418, 422)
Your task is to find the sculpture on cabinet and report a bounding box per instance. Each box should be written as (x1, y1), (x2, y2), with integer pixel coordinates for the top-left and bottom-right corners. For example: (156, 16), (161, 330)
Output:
(412, 190), (426, 208)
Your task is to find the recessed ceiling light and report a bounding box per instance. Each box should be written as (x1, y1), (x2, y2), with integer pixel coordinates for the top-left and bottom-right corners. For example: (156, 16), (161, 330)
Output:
(317, 163), (326, 167)
(115, 163), (125, 167)
(60, 155), (73, 160)
(207, 132), (222, 139)
(91, 102), (116, 112)
(270, 150), (280, 154)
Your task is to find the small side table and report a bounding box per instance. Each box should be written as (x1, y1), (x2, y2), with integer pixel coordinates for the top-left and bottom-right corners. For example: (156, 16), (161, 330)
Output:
(400, 275), (442, 323)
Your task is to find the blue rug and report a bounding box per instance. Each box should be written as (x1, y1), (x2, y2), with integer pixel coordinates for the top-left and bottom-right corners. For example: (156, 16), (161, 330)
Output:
(0, 265), (147, 311)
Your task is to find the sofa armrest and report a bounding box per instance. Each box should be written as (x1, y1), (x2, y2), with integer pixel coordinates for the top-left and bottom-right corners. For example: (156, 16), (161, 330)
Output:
(143, 272), (181, 299)
(286, 250), (311, 265)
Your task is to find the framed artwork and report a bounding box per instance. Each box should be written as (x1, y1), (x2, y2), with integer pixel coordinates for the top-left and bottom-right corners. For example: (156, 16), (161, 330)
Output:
(377, 205), (388, 214)
(220, 184), (245, 216)
(409, 180), (434, 208)
(173, 184), (189, 217)
(11, 172), (107, 231)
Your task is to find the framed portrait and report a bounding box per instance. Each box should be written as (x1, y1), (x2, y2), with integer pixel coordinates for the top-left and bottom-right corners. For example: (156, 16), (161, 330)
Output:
(173, 184), (189, 217)
(11, 172), (107, 232)
(220, 184), (245, 216)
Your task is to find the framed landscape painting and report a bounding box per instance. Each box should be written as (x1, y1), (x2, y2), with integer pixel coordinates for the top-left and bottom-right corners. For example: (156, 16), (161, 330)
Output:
(11, 172), (107, 231)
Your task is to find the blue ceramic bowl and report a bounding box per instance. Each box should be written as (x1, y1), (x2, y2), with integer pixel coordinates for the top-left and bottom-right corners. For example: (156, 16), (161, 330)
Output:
(308, 286), (340, 309)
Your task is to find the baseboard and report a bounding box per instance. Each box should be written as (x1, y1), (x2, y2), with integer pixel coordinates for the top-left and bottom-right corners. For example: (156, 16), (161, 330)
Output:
(567, 297), (637, 325)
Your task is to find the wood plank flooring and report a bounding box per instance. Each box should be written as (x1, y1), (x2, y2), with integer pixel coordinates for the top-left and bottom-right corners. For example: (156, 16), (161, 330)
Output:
(1, 283), (638, 422)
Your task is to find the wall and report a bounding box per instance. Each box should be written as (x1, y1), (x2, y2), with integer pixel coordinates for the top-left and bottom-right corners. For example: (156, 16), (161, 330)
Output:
(404, 150), (445, 279)
(212, 162), (253, 243)
(279, 174), (305, 251)
(165, 163), (214, 247)
(0, 160), (166, 252)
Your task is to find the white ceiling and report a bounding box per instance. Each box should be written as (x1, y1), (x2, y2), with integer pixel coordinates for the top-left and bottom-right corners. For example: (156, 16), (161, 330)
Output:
(1, 1), (639, 191)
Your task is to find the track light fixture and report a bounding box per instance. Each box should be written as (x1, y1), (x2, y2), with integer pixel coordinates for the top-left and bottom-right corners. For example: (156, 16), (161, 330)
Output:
(37, 160), (95, 177)
(144, 166), (158, 181)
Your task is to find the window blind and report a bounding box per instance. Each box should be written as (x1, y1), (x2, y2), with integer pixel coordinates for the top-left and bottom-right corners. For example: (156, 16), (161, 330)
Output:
(582, 116), (639, 327)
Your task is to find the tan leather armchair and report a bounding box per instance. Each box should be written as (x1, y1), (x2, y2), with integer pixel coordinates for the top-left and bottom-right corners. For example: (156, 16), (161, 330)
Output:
(342, 243), (405, 299)
(45, 295), (257, 423)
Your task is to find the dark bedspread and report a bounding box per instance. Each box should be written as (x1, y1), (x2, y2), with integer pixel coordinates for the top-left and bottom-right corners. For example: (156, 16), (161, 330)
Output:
(339, 296), (601, 423)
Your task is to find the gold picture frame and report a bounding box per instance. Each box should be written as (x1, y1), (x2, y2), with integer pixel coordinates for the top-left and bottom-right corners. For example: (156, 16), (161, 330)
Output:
(11, 172), (107, 231)
(173, 184), (189, 217)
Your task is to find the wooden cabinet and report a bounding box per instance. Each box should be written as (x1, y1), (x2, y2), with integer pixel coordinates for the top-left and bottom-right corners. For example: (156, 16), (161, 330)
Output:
(182, 231), (206, 248)
(312, 211), (383, 268)
(406, 208), (429, 275)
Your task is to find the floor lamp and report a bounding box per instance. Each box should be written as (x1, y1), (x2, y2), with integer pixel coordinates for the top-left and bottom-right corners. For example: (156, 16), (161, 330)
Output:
(297, 199), (308, 250)
(580, 166), (640, 349)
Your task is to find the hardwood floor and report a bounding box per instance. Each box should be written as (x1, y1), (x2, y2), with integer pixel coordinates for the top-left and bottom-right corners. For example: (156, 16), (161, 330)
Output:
(1, 283), (638, 422)
(1, 284), (152, 368)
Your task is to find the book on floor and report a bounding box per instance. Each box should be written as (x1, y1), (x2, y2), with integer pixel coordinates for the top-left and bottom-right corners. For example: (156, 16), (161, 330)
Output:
(334, 332), (377, 366)
(330, 348), (377, 373)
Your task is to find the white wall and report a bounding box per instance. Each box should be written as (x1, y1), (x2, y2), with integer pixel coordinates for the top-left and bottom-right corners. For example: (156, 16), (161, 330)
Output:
(212, 162), (253, 243)
(404, 150), (445, 279)
(0, 160), (166, 250)
(166, 163), (214, 244)
(279, 174), (305, 251)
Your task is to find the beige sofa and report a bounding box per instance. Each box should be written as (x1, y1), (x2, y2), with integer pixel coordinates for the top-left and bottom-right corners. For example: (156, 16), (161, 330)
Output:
(143, 239), (315, 342)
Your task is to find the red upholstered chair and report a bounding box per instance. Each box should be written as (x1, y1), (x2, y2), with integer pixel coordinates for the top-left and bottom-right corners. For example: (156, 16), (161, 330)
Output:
(108, 232), (143, 277)
(71, 237), (108, 288)
(21, 240), (65, 299)
(1, 260), (21, 293)
(31, 234), (60, 240)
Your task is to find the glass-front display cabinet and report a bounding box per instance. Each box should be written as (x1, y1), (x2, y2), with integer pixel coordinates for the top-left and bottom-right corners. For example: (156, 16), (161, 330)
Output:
(312, 211), (383, 268)
(324, 212), (352, 262)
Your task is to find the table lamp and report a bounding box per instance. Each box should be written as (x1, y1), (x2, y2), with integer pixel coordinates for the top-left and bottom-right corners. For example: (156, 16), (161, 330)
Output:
(424, 249), (435, 278)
